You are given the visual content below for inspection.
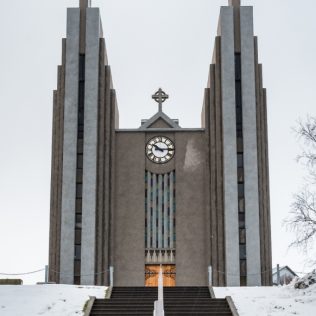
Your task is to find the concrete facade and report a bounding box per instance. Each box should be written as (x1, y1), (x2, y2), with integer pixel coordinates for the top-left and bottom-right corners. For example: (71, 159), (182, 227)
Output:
(81, 7), (101, 286)
(59, 8), (80, 285)
(201, 0), (272, 286)
(240, 6), (262, 286)
(49, 0), (272, 287)
(219, 6), (241, 286)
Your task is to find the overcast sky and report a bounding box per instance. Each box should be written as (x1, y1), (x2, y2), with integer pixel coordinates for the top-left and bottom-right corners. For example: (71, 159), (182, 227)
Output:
(0, 0), (315, 284)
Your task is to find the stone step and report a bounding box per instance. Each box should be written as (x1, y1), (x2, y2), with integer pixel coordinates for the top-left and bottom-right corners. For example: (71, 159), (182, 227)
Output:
(89, 287), (233, 316)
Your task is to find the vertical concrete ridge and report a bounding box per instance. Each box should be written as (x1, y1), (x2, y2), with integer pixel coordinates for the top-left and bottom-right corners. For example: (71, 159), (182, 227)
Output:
(202, 87), (212, 284)
(60, 8), (81, 284)
(49, 90), (58, 282)
(103, 66), (114, 283)
(206, 72), (219, 286)
(263, 88), (273, 285)
(95, 37), (106, 285)
(220, 6), (240, 286)
(240, 6), (261, 286)
(214, 37), (226, 286)
(109, 88), (117, 270)
(54, 39), (66, 284)
(50, 66), (65, 283)
(254, 36), (272, 286)
(254, 37), (265, 285)
(81, 7), (101, 285)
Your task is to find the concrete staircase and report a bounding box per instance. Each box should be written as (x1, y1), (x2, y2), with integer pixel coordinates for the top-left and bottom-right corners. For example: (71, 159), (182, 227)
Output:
(89, 286), (235, 315)
(90, 287), (157, 315)
(164, 286), (233, 315)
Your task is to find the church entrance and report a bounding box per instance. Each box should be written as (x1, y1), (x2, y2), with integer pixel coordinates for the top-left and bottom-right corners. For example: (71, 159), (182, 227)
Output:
(145, 265), (176, 287)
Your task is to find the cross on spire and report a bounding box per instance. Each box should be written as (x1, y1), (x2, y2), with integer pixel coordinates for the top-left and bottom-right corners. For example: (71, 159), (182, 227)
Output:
(152, 88), (169, 113)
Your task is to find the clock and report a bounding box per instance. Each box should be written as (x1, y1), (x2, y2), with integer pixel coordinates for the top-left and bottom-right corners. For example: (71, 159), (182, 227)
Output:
(146, 136), (175, 164)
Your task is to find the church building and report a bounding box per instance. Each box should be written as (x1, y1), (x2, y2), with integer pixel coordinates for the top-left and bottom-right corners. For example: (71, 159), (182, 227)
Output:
(49, 0), (272, 287)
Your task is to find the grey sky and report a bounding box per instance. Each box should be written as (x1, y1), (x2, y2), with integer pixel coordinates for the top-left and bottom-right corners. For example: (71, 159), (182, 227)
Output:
(0, 0), (315, 284)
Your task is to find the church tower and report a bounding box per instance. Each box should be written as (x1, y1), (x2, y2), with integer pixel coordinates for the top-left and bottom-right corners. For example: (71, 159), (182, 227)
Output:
(49, 0), (118, 285)
(202, 0), (272, 286)
(49, 0), (272, 287)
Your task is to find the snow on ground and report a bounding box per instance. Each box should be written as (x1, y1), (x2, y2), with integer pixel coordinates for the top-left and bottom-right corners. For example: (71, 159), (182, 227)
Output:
(1, 275), (316, 316)
(0, 284), (107, 316)
(215, 282), (316, 316)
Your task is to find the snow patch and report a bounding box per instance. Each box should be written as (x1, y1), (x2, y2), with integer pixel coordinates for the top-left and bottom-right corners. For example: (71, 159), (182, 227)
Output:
(214, 279), (316, 316)
(0, 284), (107, 316)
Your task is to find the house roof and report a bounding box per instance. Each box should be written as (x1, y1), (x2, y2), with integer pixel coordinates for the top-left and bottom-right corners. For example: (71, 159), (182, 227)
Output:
(272, 265), (298, 277)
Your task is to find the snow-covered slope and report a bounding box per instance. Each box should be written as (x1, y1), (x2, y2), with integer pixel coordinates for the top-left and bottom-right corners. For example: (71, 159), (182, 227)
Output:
(215, 272), (316, 316)
(1, 274), (316, 316)
(0, 285), (107, 316)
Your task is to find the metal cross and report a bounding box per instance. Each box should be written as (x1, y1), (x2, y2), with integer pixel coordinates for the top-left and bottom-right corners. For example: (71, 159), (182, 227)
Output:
(152, 88), (169, 113)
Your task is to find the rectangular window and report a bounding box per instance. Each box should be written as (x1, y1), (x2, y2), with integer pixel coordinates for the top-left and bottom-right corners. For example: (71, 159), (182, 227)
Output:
(76, 184), (82, 198)
(239, 245), (247, 260)
(239, 228), (246, 244)
(78, 110), (84, 125)
(237, 137), (243, 153)
(239, 213), (245, 228)
(236, 107), (242, 121)
(145, 171), (175, 255)
(74, 261), (81, 276)
(237, 154), (243, 168)
(79, 54), (85, 81)
(238, 168), (244, 183)
(77, 155), (83, 169)
(76, 170), (83, 184)
(235, 53), (241, 80)
(238, 198), (245, 213)
(78, 124), (84, 134)
(76, 199), (82, 213)
(79, 82), (85, 107)
(237, 123), (242, 133)
(240, 259), (247, 277)
(75, 245), (81, 260)
(238, 183), (244, 198)
(77, 139), (83, 154)
(76, 213), (82, 224)
(235, 81), (242, 107)
(75, 229), (81, 244)
(240, 276), (247, 286)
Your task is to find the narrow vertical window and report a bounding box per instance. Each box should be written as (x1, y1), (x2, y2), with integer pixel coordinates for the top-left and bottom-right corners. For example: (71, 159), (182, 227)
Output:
(235, 53), (247, 285)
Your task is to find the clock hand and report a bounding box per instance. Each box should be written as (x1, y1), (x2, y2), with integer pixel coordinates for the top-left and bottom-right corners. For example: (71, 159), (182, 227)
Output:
(153, 144), (175, 152)
(153, 144), (165, 152)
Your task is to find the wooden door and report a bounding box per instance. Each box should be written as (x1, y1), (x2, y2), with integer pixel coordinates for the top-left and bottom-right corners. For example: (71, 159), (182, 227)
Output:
(145, 265), (176, 287)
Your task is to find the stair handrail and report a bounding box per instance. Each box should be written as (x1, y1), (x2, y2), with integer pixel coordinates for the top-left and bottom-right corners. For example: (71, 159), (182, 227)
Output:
(226, 296), (240, 316)
(208, 265), (212, 285)
(153, 265), (164, 316)
(109, 266), (114, 287)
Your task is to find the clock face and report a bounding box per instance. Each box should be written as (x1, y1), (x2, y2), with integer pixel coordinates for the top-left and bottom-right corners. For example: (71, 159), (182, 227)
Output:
(146, 136), (175, 164)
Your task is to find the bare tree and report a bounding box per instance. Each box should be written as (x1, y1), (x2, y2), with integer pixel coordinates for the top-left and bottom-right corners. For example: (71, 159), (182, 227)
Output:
(285, 116), (316, 263)
(296, 116), (316, 179)
(286, 189), (316, 249)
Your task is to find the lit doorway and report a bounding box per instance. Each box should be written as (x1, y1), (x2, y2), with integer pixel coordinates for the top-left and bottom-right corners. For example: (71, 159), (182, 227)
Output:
(145, 265), (176, 287)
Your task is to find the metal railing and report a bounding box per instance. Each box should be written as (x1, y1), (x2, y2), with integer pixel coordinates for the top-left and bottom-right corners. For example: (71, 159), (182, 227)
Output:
(153, 265), (164, 316)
